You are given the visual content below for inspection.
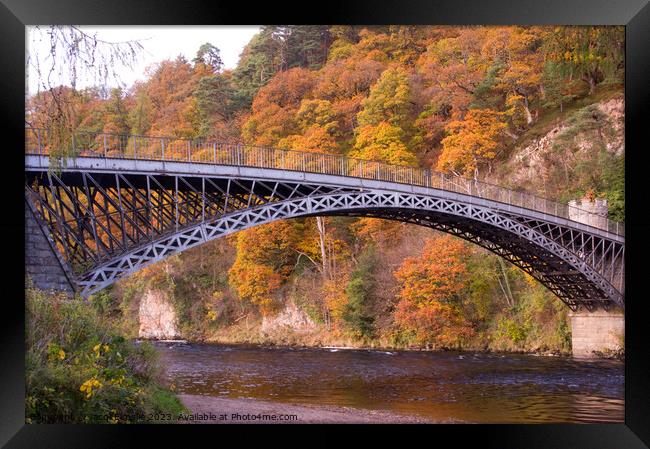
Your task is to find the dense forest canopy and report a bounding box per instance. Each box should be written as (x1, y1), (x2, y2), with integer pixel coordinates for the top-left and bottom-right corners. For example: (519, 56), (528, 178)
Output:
(26, 25), (625, 350)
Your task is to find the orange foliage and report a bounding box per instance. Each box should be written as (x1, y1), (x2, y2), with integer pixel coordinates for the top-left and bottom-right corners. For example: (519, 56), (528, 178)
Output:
(227, 221), (299, 311)
(251, 67), (316, 110)
(323, 275), (350, 324)
(242, 68), (318, 146)
(278, 126), (339, 154)
(437, 108), (507, 178)
(394, 235), (474, 347)
(352, 218), (405, 247)
(228, 260), (282, 309)
(417, 28), (488, 118)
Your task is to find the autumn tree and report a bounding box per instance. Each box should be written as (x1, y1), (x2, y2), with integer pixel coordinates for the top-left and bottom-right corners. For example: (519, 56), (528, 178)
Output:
(394, 235), (474, 348)
(294, 99), (340, 134)
(350, 122), (417, 166)
(357, 66), (413, 129)
(417, 28), (488, 119)
(140, 56), (203, 138)
(26, 25), (143, 151)
(480, 27), (546, 126)
(242, 67), (316, 146)
(228, 221), (299, 311)
(350, 66), (417, 167)
(278, 99), (341, 154)
(278, 126), (338, 154)
(437, 108), (507, 179)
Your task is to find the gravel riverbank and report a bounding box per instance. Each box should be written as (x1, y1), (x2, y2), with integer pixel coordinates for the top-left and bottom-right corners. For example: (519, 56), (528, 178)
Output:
(177, 394), (445, 424)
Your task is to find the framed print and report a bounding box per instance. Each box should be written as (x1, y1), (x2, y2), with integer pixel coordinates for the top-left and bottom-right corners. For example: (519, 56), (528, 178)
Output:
(1, 0), (649, 447)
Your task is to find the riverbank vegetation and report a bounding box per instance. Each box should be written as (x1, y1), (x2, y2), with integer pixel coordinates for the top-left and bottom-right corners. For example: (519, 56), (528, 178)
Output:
(27, 26), (624, 355)
(26, 286), (186, 423)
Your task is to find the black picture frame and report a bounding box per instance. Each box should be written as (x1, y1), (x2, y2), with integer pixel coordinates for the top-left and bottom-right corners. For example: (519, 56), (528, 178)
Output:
(2, 0), (649, 447)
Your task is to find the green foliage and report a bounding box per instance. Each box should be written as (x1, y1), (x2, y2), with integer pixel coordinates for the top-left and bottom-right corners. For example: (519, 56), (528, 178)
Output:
(357, 66), (412, 129)
(603, 154), (625, 222)
(471, 62), (505, 110)
(342, 251), (376, 339)
(193, 43), (223, 72)
(544, 103), (624, 216)
(495, 315), (531, 346)
(194, 74), (239, 137)
(233, 26), (332, 107)
(26, 288), (186, 423)
(541, 61), (575, 111)
(543, 26), (624, 93)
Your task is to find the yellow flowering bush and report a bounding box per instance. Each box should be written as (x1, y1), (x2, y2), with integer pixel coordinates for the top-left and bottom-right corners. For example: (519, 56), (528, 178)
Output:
(26, 287), (187, 423)
(79, 378), (102, 399)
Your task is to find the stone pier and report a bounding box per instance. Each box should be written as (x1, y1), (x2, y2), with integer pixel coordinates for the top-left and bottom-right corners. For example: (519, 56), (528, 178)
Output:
(25, 199), (75, 294)
(568, 196), (609, 229)
(569, 309), (624, 357)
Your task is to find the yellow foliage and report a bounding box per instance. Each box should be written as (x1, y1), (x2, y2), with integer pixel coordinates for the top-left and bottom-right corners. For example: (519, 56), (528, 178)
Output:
(323, 276), (350, 323)
(278, 125), (339, 155)
(351, 122), (417, 166)
(80, 377), (102, 399)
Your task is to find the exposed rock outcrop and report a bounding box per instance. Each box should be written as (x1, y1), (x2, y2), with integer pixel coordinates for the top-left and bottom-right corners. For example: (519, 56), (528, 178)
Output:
(139, 289), (180, 339)
(498, 96), (624, 194)
(261, 301), (316, 334)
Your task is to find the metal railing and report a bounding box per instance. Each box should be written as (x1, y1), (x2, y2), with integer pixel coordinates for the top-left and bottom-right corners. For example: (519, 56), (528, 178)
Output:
(24, 127), (624, 236)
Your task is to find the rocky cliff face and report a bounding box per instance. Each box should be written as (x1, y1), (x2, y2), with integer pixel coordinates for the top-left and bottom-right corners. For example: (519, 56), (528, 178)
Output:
(138, 289), (180, 339)
(260, 301), (316, 334)
(493, 95), (624, 199)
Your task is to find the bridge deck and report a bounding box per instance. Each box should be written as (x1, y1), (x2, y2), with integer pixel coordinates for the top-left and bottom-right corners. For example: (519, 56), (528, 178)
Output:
(24, 154), (624, 243)
(24, 127), (624, 237)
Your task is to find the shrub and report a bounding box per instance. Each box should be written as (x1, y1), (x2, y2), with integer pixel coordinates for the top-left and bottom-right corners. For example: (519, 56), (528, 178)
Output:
(25, 288), (186, 423)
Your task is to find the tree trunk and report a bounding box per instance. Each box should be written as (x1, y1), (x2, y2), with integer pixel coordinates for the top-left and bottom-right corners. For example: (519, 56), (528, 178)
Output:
(498, 258), (515, 308)
(582, 74), (597, 95)
(523, 96), (533, 125)
(316, 217), (329, 280)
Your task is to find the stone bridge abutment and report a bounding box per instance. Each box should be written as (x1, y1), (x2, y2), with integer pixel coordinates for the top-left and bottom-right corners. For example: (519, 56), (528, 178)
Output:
(25, 199), (75, 294)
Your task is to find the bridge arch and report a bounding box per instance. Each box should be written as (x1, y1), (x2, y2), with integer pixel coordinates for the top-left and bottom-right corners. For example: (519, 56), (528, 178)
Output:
(24, 130), (624, 311)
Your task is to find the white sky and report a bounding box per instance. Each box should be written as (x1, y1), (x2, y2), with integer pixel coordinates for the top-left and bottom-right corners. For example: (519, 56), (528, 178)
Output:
(26, 25), (261, 95)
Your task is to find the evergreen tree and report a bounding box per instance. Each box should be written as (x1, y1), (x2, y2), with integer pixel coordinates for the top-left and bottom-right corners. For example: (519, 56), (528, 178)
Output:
(193, 43), (224, 73)
(342, 250), (375, 338)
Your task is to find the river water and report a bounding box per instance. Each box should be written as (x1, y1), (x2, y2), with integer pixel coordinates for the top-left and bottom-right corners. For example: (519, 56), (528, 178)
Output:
(154, 343), (624, 423)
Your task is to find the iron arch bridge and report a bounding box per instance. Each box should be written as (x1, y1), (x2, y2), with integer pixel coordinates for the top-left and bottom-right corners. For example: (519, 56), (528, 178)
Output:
(24, 128), (625, 311)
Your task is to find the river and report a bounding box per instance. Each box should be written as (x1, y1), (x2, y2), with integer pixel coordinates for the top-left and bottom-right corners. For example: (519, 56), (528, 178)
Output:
(154, 343), (624, 423)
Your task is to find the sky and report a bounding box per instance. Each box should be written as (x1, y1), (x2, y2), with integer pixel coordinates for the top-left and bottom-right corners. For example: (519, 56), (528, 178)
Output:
(26, 25), (261, 95)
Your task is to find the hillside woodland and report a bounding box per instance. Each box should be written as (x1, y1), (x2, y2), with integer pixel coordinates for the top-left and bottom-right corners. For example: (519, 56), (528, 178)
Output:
(28, 26), (625, 353)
